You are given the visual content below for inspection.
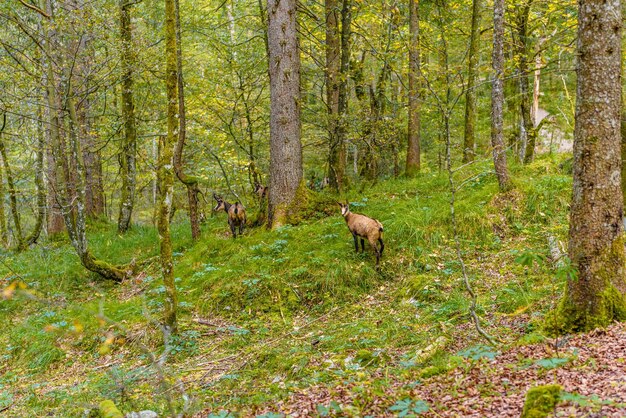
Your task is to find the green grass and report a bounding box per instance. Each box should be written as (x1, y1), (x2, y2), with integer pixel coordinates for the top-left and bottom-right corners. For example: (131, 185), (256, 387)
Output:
(0, 154), (575, 416)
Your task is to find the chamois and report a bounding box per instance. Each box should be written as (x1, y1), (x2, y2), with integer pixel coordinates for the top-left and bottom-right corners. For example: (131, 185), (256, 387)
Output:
(338, 201), (384, 268)
(253, 183), (268, 200)
(213, 193), (247, 238)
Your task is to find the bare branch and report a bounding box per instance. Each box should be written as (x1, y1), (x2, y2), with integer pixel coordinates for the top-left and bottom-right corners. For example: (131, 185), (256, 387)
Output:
(17, 0), (51, 19)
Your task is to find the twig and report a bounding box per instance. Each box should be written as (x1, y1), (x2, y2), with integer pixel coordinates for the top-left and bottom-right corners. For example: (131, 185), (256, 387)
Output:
(17, 0), (51, 18)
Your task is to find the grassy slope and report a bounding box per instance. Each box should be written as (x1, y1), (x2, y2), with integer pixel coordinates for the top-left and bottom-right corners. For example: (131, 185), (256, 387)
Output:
(0, 155), (574, 416)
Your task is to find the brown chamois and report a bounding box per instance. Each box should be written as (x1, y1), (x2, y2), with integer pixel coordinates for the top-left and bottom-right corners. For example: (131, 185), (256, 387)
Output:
(213, 193), (247, 238)
(338, 201), (384, 268)
(253, 183), (268, 200)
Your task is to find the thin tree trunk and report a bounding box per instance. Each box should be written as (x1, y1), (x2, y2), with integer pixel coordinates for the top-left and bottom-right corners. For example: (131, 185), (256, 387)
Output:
(173, 0), (201, 241)
(531, 53), (541, 127)
(406, 0), (421, 175)
(490, 0), (511, 191)
(334, 0), (351, 188)
(267, 0), (303, 228)
(0, 115), (8, 247)
(118, 0), (137, 234)
(162, 0), (179, 333)
(462, 0), (481, 163)
(326, 0), (341, 190)
(81, 102), (105, 218)
(514, 2), (534, 163)
(0, 128), (25, 250)
(24, 106), (46, 246)
(79, 33), (105, 218)
(557, 0), (626, 332)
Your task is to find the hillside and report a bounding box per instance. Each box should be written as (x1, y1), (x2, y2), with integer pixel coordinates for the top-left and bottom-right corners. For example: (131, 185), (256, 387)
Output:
(4, 156), (621, 417)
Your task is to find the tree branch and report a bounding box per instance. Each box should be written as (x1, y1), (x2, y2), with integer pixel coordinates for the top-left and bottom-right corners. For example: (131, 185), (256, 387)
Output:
(17, 0), (51, 19)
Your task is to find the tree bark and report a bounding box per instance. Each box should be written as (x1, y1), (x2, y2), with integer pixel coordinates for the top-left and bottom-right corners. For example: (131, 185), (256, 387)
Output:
(490, 0), (511, 191)
(0, 128), (25, 250)
(118, 0), (137, 234)
(406, 0), (421, 175)
(513, 1), (534, 163)
(267, 0), (303, 228)
(162, 0), (179, 333)
(462, 0), (481, 163)
(0, 115), (8, 247)
(173, 0), (201, 241)
(334, 0), (351, 188)
(81, 99), (105, 218)
(557, 0), (626, 332)
(24, 105), (46, 247)
(326, 0), (341, 190)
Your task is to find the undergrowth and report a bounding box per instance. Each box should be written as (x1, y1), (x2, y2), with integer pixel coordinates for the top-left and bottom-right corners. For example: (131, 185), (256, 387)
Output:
(0, 155), (574, 416)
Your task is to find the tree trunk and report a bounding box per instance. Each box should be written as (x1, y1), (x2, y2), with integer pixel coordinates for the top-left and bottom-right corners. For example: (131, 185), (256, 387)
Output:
(24, 106), (46, 247)
(267, 0), (303, 228)
(514, 2), (534, 163)
(490, 0), (511, 191)
(118, 0), (137, 234)
(326, 0), (341, 190)
(0, 115), (8, 247)
(173, 0), (201, 241)
(81, 100), (105, 218)
(334, 0), (351, 188)
(0, 127), (25, 250)
(556, 0), (626, 332)
(406, 0), (421, 175)
(162, 0), (179, 334)
(462, 0), (481, 163)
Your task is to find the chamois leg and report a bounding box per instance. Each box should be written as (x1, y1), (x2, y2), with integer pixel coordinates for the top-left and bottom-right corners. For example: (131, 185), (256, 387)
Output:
(369, 237), (380, 268)
(229, 219), (236, 239)
(378, 238), (384, 256)
(360, 238), (365, 252)
(239, 222), (244, 236)
(352, 232), (359, 253)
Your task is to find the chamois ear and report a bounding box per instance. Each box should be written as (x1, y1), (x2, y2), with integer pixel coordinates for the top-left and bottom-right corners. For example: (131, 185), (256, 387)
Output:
(336, 201), (343, 207)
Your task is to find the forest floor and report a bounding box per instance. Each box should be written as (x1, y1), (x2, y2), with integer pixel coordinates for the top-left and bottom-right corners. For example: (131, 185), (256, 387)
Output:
(2, 155), (625, 417)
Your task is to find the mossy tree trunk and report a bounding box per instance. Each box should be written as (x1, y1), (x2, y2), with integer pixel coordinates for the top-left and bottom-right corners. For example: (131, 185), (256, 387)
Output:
(406, 0), (421, 175)
(162, 0), (179, 333)
(334, 0), (351, 188)
(26, 101), (47, 247)
(173, 0), (201, 241)
(490, 0), (511, 191)
(557, 0), (626, 332)
(118, 0), (137, 234)
(513, 1), (535, 163)
(326, 0), (349, 192)
(462, 0), (480, 163)
(267, 0), (303, 228)
(326, 0), (340, 190)
(0, 115), (8, 247)
(0, 123), (25, 250)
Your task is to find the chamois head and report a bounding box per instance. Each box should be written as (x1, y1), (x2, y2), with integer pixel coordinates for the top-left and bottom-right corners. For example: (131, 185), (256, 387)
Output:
(253, 183), (268, 199)
(337, 201), (350, 217)
(213, 193), (225, 212)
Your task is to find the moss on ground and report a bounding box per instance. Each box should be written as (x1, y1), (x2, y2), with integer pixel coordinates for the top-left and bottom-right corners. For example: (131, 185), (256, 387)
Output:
(521, 384), (562, 418)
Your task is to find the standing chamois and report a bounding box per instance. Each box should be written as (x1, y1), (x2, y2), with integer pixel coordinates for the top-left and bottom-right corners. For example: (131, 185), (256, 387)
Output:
(213, 193), (247, 238)
(338, 201), (384, 268)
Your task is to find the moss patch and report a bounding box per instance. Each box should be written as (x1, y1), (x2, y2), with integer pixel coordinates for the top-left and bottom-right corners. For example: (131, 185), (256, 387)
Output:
(521, 384), (562, 418)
